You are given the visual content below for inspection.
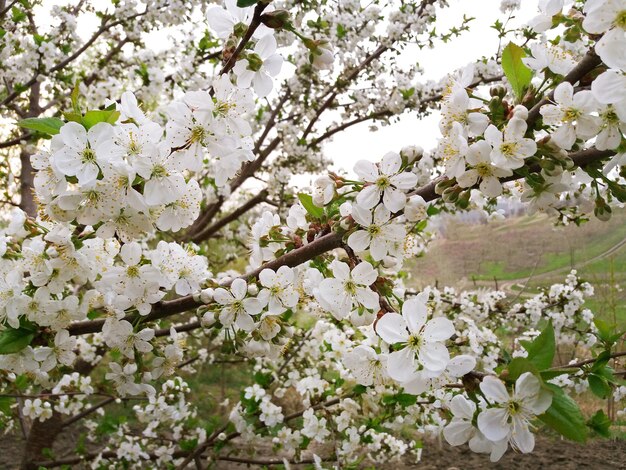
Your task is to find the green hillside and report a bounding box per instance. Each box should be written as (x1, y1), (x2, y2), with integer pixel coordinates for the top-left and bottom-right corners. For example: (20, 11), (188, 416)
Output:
(407, 208), (626, 328)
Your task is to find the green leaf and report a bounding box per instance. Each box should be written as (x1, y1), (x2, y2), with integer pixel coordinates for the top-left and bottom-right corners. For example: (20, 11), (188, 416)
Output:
(588, 373), (611, 399)
(594, 318), (613, 343)
(539, 384), (587, 442)
(507, 357), (538, 381)
(18, 117), (64, 136)
(587, 410), (611, 438)
(71, 81), (82, 114)
(0, 396), (12, 415)
(82, 110), (120, 129)
(501, 42), (532, 101)
(298, 193), (324, 219)
(540, 368), (575, 380)
(521, 320), (555, 370)
(395, 393), (418, 408)
(237, 0), (258, 7)
(253, 371), (272, 387)
(179, 438), (198, 451)
(0, 327), (35, 355)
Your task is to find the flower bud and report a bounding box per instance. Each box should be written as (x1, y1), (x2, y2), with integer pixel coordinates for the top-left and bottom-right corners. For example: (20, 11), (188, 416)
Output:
(200, 288), (214, 303)
(260, 10), (291, 30)
(401, 145), (423, 164)
(512, 104), (528, 120)
(489, 85), (507, 98)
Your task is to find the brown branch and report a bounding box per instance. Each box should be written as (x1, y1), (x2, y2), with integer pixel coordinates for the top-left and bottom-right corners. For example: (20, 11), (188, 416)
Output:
(61, 397), (115, 428)
(189, 189), (268, 243)
(68, 231), (343, 336)
(549, 351), (626, 370)
(527, 47), (602, 126)
(0, 134), (30, 149)
(213, 2), (268, 86)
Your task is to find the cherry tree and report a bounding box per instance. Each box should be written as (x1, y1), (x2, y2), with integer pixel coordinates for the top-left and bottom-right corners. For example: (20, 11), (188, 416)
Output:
(0, 0), (625, 468)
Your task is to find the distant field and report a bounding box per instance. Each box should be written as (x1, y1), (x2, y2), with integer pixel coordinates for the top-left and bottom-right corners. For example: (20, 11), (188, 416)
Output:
(407, 208), (626, 328)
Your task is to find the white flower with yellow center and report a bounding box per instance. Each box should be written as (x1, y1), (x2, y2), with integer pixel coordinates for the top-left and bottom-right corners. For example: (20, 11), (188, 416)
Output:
(485, 119), (537, 170)
(477, 373), (552, 453)
(457, 140), (513, 197)
(376, 295), (455, 382)
(540, 82), (600, 150)
(354, 152), (418, 213)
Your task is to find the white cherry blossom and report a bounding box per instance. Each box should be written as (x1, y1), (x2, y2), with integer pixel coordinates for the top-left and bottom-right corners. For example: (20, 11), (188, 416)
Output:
(376, 296), (455, 382)
(354, 152), (418, 212)
(477, 373), (552, 454)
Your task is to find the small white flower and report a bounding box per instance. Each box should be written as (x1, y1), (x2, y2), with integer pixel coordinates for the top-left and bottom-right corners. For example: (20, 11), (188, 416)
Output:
(258, 266), (299, 314)
(477, 373), (552, 454)
(485, 119), (537, 170)
(540, 82), (600, 150)
(343, 345), (388, 386)
(315, 260), (379, 320)
(53, 122), (121, 187)
(522, 42), (576, 76)
(354, 152), (418, 212)
(347, 204), (405, 261)
(233, 35), (283, 97)
(376, 295), (455, 382)
(457, 140), (512, 197)
(213, 278), (264, 331)
(583, 0), (626, 34)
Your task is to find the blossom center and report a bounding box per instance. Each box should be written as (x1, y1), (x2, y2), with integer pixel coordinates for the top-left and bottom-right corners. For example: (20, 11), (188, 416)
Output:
(190, 125), (206, 143)
(215, 100), (234, 117)
(375, 176), (391, 189)
(500, 142), (519, 158)
(367, 224), (381, 236)
(344, 280), (357, 294)
(407, 334), (423, 350)
(615, 10), (626, 29)
(475, 162), (494, 178)
(562, 107), (580, 122)
(151, 164), (168, 178)
(126, 265), (140, 277)
(601, 107), (619, 125)
(507, 400), (522, 416)
(81, 147), (96, 164)
(246, 53), (264, 72)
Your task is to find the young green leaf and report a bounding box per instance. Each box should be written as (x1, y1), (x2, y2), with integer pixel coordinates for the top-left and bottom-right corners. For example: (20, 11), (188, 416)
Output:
(82, 110), (120, 129)
(0, 327), (36, 355)
(237, 0), (258, 7)
(539, 384), (587, 442)
(18, 117), (64, 136)
(501, 42), (533, 101)
(506, 357), (538, 381)
(587, 373), (611, 399)
(298, 193), (324, 219)
(521, 320), (555, 370)
(587, 410), (611, 438)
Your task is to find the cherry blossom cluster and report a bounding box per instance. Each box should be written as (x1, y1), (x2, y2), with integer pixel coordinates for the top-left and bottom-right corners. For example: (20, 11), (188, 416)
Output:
(2, 0), (626, 467)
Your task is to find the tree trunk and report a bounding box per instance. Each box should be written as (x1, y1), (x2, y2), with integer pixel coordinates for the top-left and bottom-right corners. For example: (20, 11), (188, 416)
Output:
(18, 147), (36, 217)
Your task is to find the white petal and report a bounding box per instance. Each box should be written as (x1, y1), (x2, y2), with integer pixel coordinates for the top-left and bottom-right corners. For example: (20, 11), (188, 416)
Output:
(386, 348), (416, 382)
(402, 298), (427, 334)
(477, 408), (510, 441)
(376, 312), (408, 344)
(480, 376), (509, 403)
